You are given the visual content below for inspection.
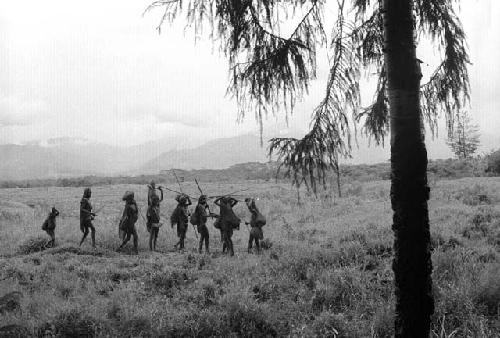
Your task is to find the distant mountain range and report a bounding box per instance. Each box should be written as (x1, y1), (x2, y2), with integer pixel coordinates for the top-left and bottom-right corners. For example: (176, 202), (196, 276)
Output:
(0, 132), (498, 181)
(0, 134), (270, 180)
(141, 134), (269, 173)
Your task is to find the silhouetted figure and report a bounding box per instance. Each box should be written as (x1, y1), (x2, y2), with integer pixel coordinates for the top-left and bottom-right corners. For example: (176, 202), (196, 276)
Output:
(245, 198), (266, 253)
(42, 207), (59, 247)
(147, 190), (163, 251)
(79, 188), (96, 248)
(170, 194), (191, 250)
(117, 191), (139, 254)
(214, 196), (240, 256)
(0, 291), (23, 315)
(193, 195), (210, 254)
(147, 180), (159, 207)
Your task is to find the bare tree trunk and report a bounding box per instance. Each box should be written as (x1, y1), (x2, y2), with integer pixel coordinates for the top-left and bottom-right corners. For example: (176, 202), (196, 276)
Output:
(383, 0), (434, 336)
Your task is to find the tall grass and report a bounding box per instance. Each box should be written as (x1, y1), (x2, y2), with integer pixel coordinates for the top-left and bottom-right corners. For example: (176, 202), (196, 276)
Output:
(0, 178), (499, 336)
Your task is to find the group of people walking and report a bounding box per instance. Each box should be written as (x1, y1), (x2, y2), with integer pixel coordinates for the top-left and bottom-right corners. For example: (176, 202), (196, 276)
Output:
(41, 181), (267, 256)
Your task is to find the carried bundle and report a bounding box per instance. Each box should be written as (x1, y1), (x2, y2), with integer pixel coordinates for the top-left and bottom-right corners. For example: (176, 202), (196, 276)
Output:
(250, 226), (264, 240)
(119, 191), (138, 239)
(118, 221), (125, 240)
(227, 210), (241, 230)
(213, 218), (221, 229)
(119, 213), (129, 239)
(254, 209), (266, 227)
(190, 209), (199, 226)
(246, 198), (266, 227)
(170, 207), (180, 226)
(122, 191), (134, 201)
(175, 194), (189, 204)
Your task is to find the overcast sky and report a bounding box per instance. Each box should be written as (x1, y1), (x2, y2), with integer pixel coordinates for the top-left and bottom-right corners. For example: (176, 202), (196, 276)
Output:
(1, 0), (499, 157)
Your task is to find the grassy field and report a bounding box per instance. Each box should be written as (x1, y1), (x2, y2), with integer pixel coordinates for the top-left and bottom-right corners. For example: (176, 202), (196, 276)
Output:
(0, 178), (499, 337)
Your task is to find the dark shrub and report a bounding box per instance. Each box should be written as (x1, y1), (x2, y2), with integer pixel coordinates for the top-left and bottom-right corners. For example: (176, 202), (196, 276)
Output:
(37, 309), (106, 338)
(18, 237), (49, 255)
(486, 149), (500, 174)
(223, 301), (278, 337)
(474, 265), (500, 316)
(310, 312), (365, 338)
(119, 317), (154, 338)
(106, 302), (123, 321)
(0, 324), (30, 338)
(163, 310), (223, 337)
(145, 270), (191, 297)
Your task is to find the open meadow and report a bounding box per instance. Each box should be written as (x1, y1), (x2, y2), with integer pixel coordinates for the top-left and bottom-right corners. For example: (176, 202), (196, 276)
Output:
(0, 178), (499, 337)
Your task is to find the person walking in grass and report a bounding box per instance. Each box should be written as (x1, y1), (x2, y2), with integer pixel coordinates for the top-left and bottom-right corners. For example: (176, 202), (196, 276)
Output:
(245, 198), (266, 254)
(42, 207), (59, 247)
(170, 194), (191, 250)
(147, 193), (163, 251)
(214, 196), (240, 256)
(146, 184), (163, 250)
(147, 180), (161, 207)
(117, 191), (139, 254)
(192, 194), (211, 254)
(79, 187), (96, 248)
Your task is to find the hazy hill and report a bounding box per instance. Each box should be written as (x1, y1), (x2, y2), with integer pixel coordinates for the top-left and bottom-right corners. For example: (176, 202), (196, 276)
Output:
(0, 136), (206, 180)
(0, 144), (89, 180)
(1, 131), (497, 180)
(0, 134), (266, 180)
(141, 134), (269, 172)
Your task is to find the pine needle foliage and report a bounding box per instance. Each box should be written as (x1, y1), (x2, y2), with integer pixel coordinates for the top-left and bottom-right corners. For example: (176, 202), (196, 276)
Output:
(446, 111), (480, 160)
(145, 0), (470, 193)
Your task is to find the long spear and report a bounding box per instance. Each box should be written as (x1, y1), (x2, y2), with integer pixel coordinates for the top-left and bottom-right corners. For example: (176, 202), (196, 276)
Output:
(158, 185), (195, 199)
(194, 178), (217, 219)
(171, 169), (183, 193)
(208, 188), (250, 199)
(194, 178), (203, 195)
(160, 186), (181, 195)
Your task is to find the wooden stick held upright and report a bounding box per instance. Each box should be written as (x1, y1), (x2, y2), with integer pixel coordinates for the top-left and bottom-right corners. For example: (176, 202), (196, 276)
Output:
(194, 178), (217, 219)
(171, 169), (183, 194)
(194, 178), (204, 195)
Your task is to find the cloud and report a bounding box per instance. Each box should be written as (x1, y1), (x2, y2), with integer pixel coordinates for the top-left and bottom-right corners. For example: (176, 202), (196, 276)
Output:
(121, 103), (208, 128)
(153, 110), (207, 128)
(0, 95), (50, 126)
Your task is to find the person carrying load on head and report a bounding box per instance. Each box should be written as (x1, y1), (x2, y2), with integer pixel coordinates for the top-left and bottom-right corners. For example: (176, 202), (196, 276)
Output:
(245, 198), (266, 253)
(79, 187), (96, 248)
(42, 207), (59, 247)
(147, 180), (163, 207)
(214, 196), (240, 256)
(170, 194), (191, 250)
(147, 193), (163, 252)
(146, 181), (163, 250)
(191, 194), (211, 254)
(117, 191), (139, 254)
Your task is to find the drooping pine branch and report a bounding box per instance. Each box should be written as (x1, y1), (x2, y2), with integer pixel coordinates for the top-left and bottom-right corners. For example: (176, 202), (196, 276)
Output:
(227, 0), (326, 132)
(269, 0), (357, 195)
(351, 4), (384, 69)
(146, 0), (470, 196)
(351, 0), (470, 141)
(145, 0), (326, 142)
(350, 5), (388, 144)
(416, 0), (471, 137)
(355, 68), (388, 145)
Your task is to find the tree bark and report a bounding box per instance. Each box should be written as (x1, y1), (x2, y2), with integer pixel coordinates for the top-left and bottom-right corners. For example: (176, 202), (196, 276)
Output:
(383, 0), (434, 337)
